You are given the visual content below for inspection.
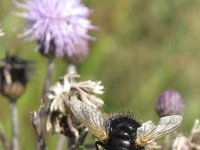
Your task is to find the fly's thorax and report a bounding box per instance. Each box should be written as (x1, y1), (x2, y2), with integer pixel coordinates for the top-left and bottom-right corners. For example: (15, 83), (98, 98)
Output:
(105, 115), (142, 150)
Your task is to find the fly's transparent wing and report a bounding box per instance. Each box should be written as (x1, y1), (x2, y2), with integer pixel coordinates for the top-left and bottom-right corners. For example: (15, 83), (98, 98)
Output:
(69, 99), (108, 140)
(136, 115), (183, 147)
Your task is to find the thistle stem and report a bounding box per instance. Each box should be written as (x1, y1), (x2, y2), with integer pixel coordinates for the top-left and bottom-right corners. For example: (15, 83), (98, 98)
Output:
(10, 101), (19, 150)
(67, 64), (78, 150)
(0, 129), (10, 150)
(42, 57), (54, 95)
(31, 112), (46, 150)
(68, 137), (76, 150)
(67, 129), (88, 150)
(36, 57), (54, 150)
(67, 64), (88, 149)
(56, 64), (77, 150)
(67, 64), (77, 74)
(56, 135), (66, 150)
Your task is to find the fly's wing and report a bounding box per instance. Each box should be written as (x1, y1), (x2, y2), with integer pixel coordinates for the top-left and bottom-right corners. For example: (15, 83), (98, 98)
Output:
(69, 99), (108, 140)
(135, 115), (183, 147)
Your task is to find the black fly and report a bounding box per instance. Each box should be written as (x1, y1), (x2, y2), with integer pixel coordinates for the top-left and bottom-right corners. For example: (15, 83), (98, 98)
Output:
(69, 99), (183, 150)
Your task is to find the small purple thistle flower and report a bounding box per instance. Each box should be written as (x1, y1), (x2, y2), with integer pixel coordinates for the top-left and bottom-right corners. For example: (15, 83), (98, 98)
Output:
(156, 90), (185, 117)
(14, 0), (96, 63)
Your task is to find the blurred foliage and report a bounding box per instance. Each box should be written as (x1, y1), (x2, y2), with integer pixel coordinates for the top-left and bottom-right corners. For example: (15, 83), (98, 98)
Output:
(1, 0), (200, 149)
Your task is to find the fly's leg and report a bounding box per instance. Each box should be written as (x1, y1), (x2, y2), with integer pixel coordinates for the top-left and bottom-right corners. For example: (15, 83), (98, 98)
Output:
(95, 141), (106, 150)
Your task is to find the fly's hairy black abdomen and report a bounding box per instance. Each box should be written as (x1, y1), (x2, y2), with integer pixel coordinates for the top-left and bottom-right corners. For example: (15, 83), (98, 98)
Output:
(105, 115), (144, 150)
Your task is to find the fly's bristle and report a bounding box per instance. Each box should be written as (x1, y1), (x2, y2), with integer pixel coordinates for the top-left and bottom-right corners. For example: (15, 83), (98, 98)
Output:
(109, 111), (142, 125)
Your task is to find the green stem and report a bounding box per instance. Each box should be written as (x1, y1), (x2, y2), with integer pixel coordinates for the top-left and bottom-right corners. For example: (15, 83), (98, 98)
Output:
(0, 128), (10, 150)
(10, 101), (19, 150)
(42, 57), (54, 96)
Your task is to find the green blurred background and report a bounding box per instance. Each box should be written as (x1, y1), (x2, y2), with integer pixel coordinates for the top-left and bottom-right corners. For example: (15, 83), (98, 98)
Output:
(0, 0), (200, 149)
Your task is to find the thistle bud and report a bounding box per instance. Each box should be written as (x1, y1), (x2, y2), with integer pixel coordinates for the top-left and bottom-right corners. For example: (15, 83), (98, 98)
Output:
(156, 90), (185, 117)
(0, 55), (31, 101)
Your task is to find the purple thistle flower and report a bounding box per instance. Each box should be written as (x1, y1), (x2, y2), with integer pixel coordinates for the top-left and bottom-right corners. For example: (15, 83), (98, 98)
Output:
(14, 0), (96, 62)
(156, 90), (185, 117)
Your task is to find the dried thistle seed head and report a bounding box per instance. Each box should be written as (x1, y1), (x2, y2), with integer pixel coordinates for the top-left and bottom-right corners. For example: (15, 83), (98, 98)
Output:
(46, 112), (87, 137)
(173, 135), (190, 150)
(0, 55), (32, 101)
(172, 119), (200, 150)
(190, 119), (200, 146)
(15, 0), (96, 63)
(156, 90), (185, 117)
(40, 73), (104, 137)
